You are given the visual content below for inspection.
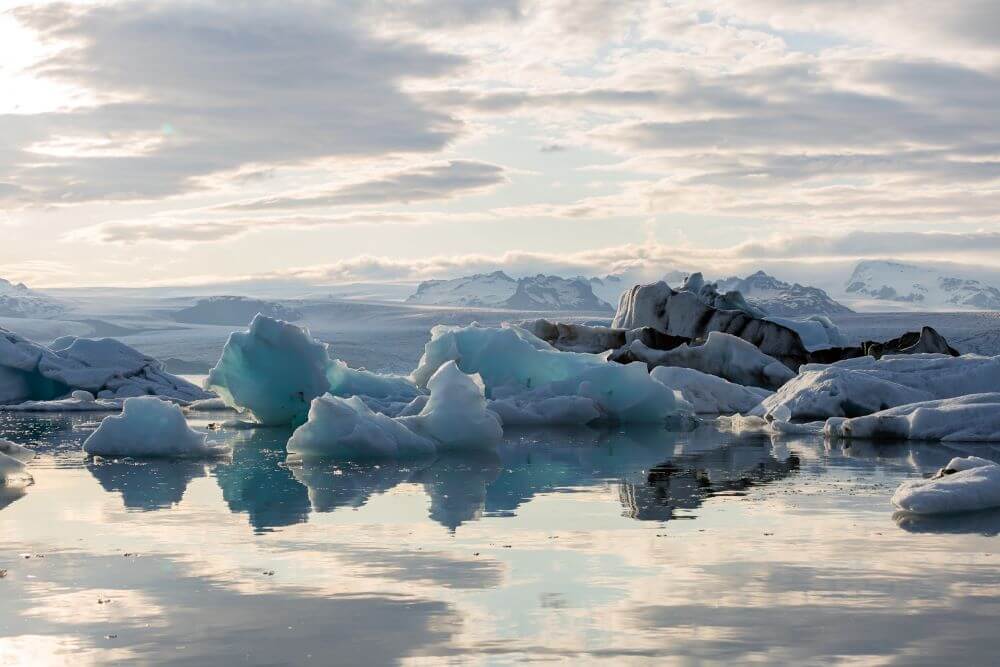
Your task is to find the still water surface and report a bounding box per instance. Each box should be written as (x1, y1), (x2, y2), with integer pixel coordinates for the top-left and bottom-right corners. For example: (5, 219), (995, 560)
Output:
(2, 411), (1000, 665)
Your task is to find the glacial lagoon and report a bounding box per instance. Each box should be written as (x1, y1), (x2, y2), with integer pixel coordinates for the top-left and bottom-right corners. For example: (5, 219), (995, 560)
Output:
(3, 411), (1000, 664)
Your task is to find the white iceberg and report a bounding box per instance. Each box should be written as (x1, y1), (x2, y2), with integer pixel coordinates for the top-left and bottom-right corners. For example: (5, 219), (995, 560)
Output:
(83, 396), (230, 459)
(0, 439), (34, 485)
(650, 366), (771, 414)
(207, 315), (419, 426)
(622, 332), (795, 390)
(893, 457), (1000, 515)
(0, 328), (210, 405)
(412, 324), (689, 424)
(287, 361), (501, 459)
(756, 353), (1000, 421)
(825, 394), (1000, 442)
(0, 439), (34, 464)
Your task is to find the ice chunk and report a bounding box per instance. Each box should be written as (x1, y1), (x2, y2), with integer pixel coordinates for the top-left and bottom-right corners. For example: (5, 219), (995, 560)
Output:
(623, 332), (795, 390)
(757, 354), (1000, 421)
(651, 366), (771, 414)
(0, 395), (123, 412)
(825, 394), (1000, 442)
(286, 394), (437, 460)
(411, 324), (689, 424)
(287, 361), (500, 459)
(404, 361), (503, 450)
(207, 315), (418, 426)
(83, 396), (230, 459)
(488, 395), (602, 426)
(892, 457), (1000, 515)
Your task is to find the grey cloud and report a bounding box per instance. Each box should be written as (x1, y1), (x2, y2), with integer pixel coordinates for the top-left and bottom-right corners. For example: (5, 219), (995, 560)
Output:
(221, 160), (508, 210)
(3, 2), (464, 204)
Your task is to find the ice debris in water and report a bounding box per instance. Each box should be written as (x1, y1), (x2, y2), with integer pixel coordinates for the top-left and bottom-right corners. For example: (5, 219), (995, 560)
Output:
(83, 396), (230, 459)
(287, 361), (502, 459)
(893, 456), (1000, 515)
(825, 394), (1000, 442)
(207, 314), (418, 426)
(412, 323), (690, 424)
(650, 366), (771, 414)
(0, 438), (34, 484)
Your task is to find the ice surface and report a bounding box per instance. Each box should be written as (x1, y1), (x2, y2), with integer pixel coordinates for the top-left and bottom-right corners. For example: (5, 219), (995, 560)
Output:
(207, 315), (419, 426)
(0, 395), (123, 412)
(756, 353), (1000, 421)
(0, 327), (210, 405)
(83, 396), (230, 458)
(287, 361), (500, 459)
(412, 324), (689, 424)
(825, 394), (1000, 442)
(651, 366), (771, 414)
(623, 332), (795, 390)
(892, 457), (1000, 514)
(764, 315), (844, 351)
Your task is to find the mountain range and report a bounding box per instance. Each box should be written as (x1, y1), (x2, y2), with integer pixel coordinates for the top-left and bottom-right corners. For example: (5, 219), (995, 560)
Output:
(406, 272), (614, 311)
(0, 278), (66, 319)
(845, 260), (1000, 310)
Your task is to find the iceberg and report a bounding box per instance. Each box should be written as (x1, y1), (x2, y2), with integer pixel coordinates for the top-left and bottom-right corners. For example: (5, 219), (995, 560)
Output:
(287, 361), (501, 459)
(755, 354), (1000, 421)
(764, 315), (844, 351)
(207, 315), (419, 426)
(83, 396), (230, 459)
(893, 457), (1000, 515)
(0, 328), (210, 405)
(412, 323), (689, 424)
(825, 394), (1000, 442)
(0, 390), (123, 412)
(651, 366), (771, 414)
(618, 332), (795, 390)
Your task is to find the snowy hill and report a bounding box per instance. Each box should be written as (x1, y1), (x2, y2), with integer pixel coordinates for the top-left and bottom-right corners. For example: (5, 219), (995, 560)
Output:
(716, 271), (852, 317)
(407, 272), (613, 311)
(845, 261), (1000, 310)
(0, 278), (65, 319)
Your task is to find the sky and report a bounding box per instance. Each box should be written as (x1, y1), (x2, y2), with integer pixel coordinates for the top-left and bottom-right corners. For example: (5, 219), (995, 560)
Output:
(1, 0), (999, 289)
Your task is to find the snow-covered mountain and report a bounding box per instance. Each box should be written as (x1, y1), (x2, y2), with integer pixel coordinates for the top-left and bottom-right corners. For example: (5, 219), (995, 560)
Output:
(407, 272), (613, 311)
(845, 261), (1000, 310)
(0, 278), (66, 319)
(716, 271), (852, 317)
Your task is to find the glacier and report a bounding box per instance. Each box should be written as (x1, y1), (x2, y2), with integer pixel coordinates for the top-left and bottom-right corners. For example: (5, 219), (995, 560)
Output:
(83, 396), (230, 458)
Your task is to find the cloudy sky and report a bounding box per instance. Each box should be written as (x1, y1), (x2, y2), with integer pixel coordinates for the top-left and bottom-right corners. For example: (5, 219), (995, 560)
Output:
(2, 0), (999, 288)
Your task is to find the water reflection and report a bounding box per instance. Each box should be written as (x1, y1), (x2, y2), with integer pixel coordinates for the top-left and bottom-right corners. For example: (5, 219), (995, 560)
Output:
(289, 459), (418, 513)
(213, 427), (311, 533)
(88, 459), (206, 511)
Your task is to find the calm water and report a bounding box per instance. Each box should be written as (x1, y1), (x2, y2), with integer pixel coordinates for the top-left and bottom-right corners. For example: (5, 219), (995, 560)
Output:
(2, 412), (1000, 665)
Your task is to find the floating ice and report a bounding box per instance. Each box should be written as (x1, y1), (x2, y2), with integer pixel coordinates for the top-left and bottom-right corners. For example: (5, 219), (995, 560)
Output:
(0, 390), (123, 412)
(756, 354), (1000, 421)
(825, 394), (1000, 442)
(892, 457), (1000, 515)
(207, 315), (419, 426)
(623, 332), (795, 390)
(83, 396), (230, 459)
(286, 394), (437, 460)
(0, 327), (209, 405)
(287, 361), (501, 459)
(412, 324), (689, 424)
(651, 366), (771, 414)
(0, 439), (33, 484)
